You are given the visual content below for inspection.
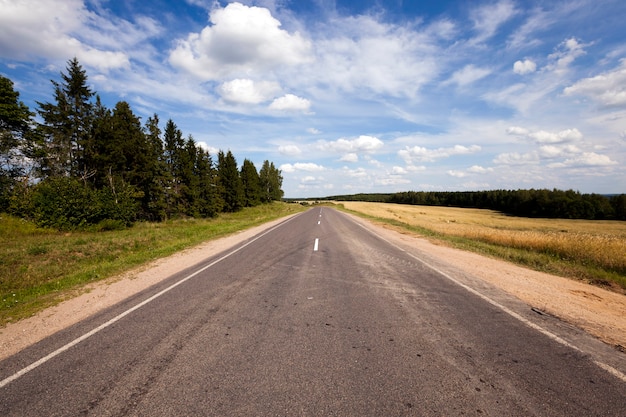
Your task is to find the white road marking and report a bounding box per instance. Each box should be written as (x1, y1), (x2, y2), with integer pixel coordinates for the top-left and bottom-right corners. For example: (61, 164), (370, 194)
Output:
(351, 217), (626, 384)
(314, 238), (319, 251)
(0, 213), (303, 389)
(317, 221), (321, 225)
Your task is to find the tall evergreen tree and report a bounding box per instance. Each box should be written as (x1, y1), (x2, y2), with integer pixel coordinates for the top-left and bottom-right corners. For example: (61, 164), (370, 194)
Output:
(142, 114), (168, 220)
(217, 150), (244, 212)
(0, 75), (34, 209)
(259, 160), (284, 202)
(36, 58), (94, 179)
(162, 119), (185, 217)
(240, 158), (261, 207)
(194, 147), (220, 217)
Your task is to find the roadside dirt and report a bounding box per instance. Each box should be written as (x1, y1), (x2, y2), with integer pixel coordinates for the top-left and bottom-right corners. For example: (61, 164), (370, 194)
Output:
(1, 212), (625, 361)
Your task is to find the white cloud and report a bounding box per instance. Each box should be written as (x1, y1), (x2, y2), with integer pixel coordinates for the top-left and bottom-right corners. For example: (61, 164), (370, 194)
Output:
(547, 37), (586, 74)
(269, 94), (311, 111)
(0, 0), (130, 71)
(169, 2), (312, 80)
(340, 153), (359, 162)
(528, 128), (583, 144)
(447, 170), (467, 178)
(280, 162), (325, 173)
(564, 59), (626, 108)
(278, 144), (302, 156)
(316, 135), (384, 154)
(446, 64), (491, 86)
(507, 127), (584, 144)
(467, 165), (494, 174)
(513, 59), (536, 75)
(493, 152), (539, 165)
(307, 127), (321, 134)
(399, 144), (481, 163)
(309, 14), (441, 98)
(548, 152), (618, 168)
(470, 0), (517, 44)
(196, 141), (219, 155)
(506, 126), (530, 136)
(217, 79), (281, 104)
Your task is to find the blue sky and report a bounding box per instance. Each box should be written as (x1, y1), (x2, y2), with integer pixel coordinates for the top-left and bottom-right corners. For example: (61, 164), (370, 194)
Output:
(1, 0), (625, 197)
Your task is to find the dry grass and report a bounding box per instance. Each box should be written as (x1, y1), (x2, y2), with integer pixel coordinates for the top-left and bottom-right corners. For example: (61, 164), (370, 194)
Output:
(340, 202), (626, 290)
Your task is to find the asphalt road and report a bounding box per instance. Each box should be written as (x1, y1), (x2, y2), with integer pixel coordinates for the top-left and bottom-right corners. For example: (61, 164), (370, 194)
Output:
(1, 207), (625, 416)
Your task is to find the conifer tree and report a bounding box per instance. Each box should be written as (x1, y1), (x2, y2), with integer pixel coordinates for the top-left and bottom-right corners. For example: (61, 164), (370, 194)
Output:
(36, 58), (94, 179)
(259, 160), (284, 202)
(0, 75), (34, 209)
(217, 150), (244, 212)
(240, 158), (261, 207)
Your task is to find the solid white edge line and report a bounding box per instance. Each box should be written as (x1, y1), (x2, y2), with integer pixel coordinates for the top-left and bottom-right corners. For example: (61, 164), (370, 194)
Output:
(350, 216), (626, 383)
(314, 238), (319, 251)
(0, 212), (303, 389)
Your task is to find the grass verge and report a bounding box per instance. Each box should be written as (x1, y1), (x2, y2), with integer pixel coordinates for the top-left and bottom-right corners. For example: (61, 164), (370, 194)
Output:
(336, 202), (626, 293)
(0, 202), (307, 326)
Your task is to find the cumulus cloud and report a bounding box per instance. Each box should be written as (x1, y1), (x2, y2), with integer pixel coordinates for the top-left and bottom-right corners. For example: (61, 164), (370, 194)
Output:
(217, 79), (281, 104)
(506, 126), (530, 136)
(564, 59), (626, 108)
(0, 0), (130, 71)
(269, 94), (311, 111)
(340, 153), (359, 162)
(280, 162), (325, 173)
(493, 152), (539, 165)
(447, 170), (467, 178)
(398, 144), (481, 163)
(169, 2), (312, 80)
(513, 59), (536, 75)
(278, 144), (302, 156)
(507, 127), (583, 144)
(316, 135), (384, 154)
(529, 128), (583, 144)
(467, 165), (494, 174)
(547, 152), (617, 168)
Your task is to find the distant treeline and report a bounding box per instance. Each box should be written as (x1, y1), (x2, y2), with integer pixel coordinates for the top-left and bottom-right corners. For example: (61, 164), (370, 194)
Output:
(317, 190), (626, 220)
(0, 59), (284, 230)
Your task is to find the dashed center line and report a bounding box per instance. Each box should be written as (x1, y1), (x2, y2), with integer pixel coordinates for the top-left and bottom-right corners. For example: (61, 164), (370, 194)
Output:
(313, 238), (319, 251)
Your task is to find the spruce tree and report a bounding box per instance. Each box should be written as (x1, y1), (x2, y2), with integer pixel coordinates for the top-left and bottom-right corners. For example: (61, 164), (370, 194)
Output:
(240, 159), (261, 207)
(36, 58), (94, 179)
(217, 150), (244, 212)
(0, 75), (34, 209)
(259, 160), (284, 202)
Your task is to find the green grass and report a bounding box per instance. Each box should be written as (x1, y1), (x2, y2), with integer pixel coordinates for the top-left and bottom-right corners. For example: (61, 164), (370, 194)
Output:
(0, 202), (307, 325)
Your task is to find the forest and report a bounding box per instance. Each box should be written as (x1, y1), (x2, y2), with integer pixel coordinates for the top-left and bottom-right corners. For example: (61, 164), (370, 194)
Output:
(0, 58), (284, 230)
(319, 189), (626, 220)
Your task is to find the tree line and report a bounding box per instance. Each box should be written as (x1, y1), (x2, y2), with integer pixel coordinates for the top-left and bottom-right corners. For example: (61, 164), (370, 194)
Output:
(319, 189), (626, 220)
(0, 58), (284, 230)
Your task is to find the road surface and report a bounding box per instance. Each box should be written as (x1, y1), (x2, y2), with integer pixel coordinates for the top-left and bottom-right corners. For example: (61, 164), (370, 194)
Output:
(1, 207), (625, 416)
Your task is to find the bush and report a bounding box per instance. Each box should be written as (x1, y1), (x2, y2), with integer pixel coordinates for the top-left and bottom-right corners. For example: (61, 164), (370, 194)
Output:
(14, 177), (138, 230)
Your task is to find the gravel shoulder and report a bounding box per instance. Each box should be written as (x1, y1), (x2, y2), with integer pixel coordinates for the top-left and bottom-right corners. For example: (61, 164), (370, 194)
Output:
(1, 211), (625, 361)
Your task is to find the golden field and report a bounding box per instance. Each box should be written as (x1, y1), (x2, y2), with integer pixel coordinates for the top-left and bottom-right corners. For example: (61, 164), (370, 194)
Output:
(339, 201), (626, 290)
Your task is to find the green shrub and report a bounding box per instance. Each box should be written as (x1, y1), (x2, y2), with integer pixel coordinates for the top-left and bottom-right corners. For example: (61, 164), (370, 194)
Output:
(14, 177), (138, 230)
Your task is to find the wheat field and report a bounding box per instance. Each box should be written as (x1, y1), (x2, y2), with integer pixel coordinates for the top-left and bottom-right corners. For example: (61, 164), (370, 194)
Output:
(340, 201), (626, 285)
